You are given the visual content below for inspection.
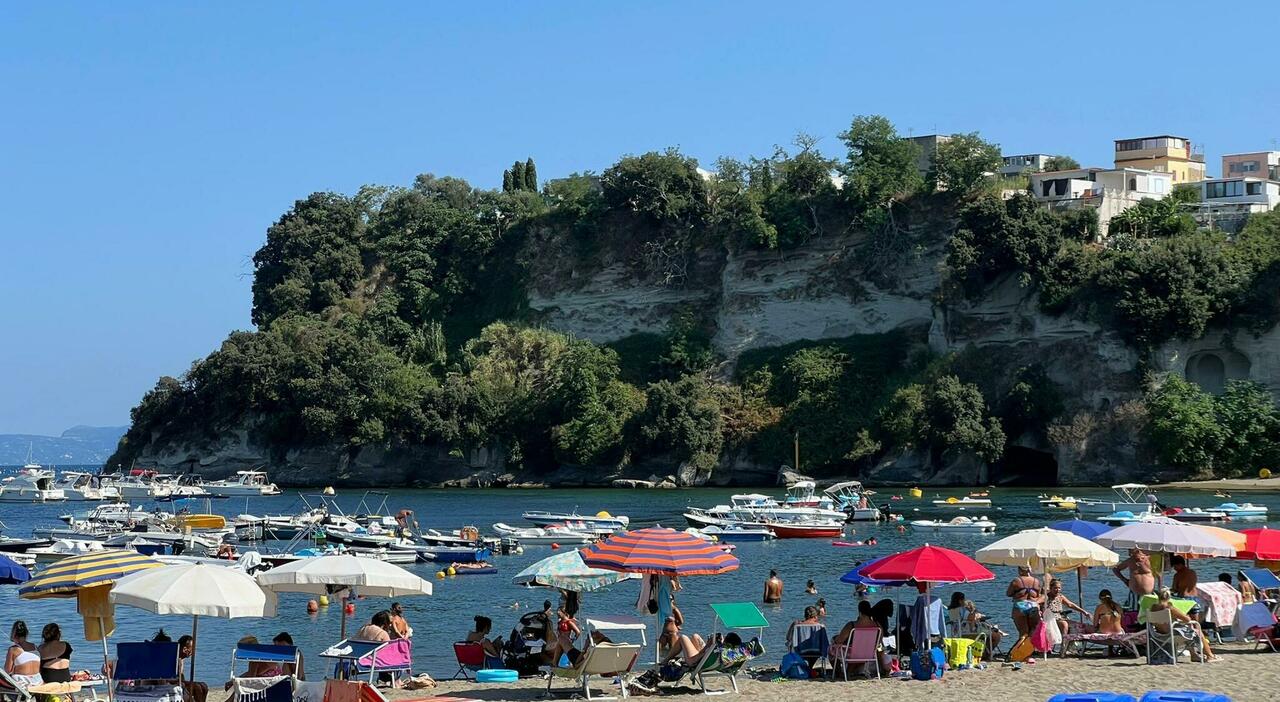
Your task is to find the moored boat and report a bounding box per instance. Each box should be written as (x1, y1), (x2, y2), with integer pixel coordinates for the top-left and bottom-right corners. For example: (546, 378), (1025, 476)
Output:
(698, 524), (777, 541)
(765, 520), (844, 539)
(1214, 502), (1268, 519)
(1073, 483), (1155, 515)
(823, 481), (884, 521)
(53, 472), (112, 501)
(910, 516), (997, 534)
(491, 522), (594, 545)
(1161, 507), (1229, 523)
(522, 510), (629, 533)
(204, 471), (283, 497)
(931, 496), (992, 508)
(0, 468), (66, 503)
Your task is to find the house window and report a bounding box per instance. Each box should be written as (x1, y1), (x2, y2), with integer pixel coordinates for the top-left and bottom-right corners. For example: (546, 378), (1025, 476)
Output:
(1247, 182), (1262, 196)
(1129, 177), (1138, 190)
(1205, 181), (1244, 198)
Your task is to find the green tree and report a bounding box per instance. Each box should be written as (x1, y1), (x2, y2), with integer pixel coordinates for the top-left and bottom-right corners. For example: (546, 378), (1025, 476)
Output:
(1107, 197), (1196, 238)
(709, 157), (776, 249)
(1214, 380), (1280, 478)
(640, 375), (725, 473)
(1146, 375), (1224, 473)
(838, 115), (922, 215)
(878, 375), (1005, 462)
(1042, 155), (1080, 172)
(759, 135), (840, 248)
(511, 161), (526, 192)
(524, 157), (538, 191)
(929, 132), (1002, 194)
(502, 169), (513, 193)
(601, 149), (709, 229)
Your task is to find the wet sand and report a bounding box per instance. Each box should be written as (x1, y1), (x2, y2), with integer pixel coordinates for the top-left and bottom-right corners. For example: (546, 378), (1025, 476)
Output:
(397, 641), (1274, 702)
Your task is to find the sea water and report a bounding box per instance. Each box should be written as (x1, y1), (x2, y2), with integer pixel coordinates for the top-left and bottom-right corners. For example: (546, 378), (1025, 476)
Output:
(0, 486), (1274, 682)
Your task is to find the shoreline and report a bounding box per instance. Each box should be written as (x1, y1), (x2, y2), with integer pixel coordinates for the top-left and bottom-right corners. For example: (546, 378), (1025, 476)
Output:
(1151, 477), (1280, 492)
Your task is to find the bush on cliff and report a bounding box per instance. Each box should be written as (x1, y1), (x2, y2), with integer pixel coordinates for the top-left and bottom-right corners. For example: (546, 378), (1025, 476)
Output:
(1146, 375), (1280, 478)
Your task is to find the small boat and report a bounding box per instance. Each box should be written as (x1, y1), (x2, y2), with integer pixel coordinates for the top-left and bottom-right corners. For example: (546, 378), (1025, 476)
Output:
(1098, 510), (1148, 526)
(27, 539), (110, 564)
(823, 481), (884, 521)
(765, 520), (844, 539)
(522, 510), (629, 533)
(910, 516), (997, 534)
(53, 472), (112, 501)
(204, 471), (282, 497)
(491, 522), (594, 545)
(931, 496), (993, 508)
(1074, 484), (1154, 515)
(0, 468), (67, 503)
(413, 546), (491, 563)
(153, 474), (210, 498)
(1214, 502), (1268, 519)
(113, 470), (172, 501)
(783, 481), (839, 510)
(1038, 494), (1081, 509)
(347, 546), (418, 564)
(699, 524), (776, 542)
(1161, 507), (1229, 523)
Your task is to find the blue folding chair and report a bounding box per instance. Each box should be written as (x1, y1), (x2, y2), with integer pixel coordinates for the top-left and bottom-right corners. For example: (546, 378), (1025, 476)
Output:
(115, 641), (182, 700)
(231, 643), (300, 679)
(1242, 568), (1280, 614)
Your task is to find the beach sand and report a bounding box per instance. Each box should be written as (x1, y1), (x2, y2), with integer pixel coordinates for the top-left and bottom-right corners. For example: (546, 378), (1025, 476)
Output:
(397, 641), (1274, 702)
(1154, 477), (1280, 492)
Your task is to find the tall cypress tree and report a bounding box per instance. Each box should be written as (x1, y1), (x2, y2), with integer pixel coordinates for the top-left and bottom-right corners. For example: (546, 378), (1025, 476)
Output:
(524, 157), (538, 191)
(502, 169), (513, 193)
(512, 161), (526, 191)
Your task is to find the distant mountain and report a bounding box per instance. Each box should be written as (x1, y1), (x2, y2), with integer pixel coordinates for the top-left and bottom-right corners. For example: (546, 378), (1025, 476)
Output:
(0, 426), (126, 466)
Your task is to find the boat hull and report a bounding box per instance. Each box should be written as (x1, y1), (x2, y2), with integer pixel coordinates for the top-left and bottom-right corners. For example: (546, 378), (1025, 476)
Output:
(910, 520), (996, 534)
(1075, 501), (1150, 515)
(767, 523), (843, 539)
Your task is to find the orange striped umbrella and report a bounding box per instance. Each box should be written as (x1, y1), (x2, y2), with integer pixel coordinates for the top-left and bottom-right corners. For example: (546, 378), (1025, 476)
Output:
(581, 527), (739, 576)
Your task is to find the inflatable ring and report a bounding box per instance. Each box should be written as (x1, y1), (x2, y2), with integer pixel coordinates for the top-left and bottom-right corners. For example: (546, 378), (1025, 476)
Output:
(476, 669), (518, 683)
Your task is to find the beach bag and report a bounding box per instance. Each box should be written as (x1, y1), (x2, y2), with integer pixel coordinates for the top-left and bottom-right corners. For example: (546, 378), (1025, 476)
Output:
(910, 647), (944, 680)
(1031, 620), (1051, 652)
(779, 651), (809, 679)
(1009, 635), (1034, 662)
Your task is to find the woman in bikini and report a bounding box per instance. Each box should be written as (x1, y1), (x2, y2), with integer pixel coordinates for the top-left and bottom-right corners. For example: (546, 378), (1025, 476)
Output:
(4, 621), (42, 691)
(1006, 566), (1043, 638)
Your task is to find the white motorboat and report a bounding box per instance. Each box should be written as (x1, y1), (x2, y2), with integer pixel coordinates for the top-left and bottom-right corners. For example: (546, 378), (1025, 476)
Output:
(322, 516), (401, 548)
(53, 472), (112, 501)
(1162, 507), (1229, 523)
(154, 474), (209, 498)
(1038, 494), (1082, 509)
(113, 471), (172, 500)
(59, 502), (152, 527)
(783, 481), (839, 510)
(931, 496), (993, 508)
(0, 468), (66, 502)
(204, 471), (282, 497)
(27, 539), (109, 564)
(1097, 510), (1155, 527)
(347, 546), (418, 564)
(492, 522), (594, 545)
(823, 481), (883, 521)
(522, 510), (629, 534)
(1074, 484), (1155, 515)
(910, 516), (997, 534)
(687, 494), (847, 530)
(1214, 502), (1268, 519)
(698, 524), (776, 541)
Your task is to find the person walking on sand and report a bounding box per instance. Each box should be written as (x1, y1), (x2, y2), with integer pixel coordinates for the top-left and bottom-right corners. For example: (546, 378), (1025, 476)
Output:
(764, 570), (783, 604)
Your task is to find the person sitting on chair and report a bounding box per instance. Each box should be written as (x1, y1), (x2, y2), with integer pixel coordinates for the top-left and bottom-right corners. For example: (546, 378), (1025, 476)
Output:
(465, 616), (504, 669)
(658, 617), (705, 664)
(1149, 588), (1216, 662)
(3, 621), (41, 691)
(177, 635), (208, 702)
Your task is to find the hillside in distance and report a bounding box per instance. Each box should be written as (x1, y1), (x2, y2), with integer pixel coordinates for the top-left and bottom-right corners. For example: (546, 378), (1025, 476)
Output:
(0, 426), (127, 466)
(106, 119), (1280, 487)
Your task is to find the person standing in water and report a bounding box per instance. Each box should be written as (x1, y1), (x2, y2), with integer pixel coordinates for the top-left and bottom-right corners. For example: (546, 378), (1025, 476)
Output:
(764, 570), (783, 604)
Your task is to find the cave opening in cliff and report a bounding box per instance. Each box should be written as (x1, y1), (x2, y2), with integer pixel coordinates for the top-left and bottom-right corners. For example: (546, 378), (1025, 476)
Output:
(993, 446), (1059, 487)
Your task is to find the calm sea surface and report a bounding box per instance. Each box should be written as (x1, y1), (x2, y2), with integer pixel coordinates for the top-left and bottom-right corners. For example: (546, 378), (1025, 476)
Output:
(1, 486), (1276, 682)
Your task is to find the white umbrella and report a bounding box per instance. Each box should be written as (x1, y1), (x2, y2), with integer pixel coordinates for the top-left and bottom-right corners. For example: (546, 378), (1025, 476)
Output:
(256, 555), (432, 638)
(111, 563), (276, 681)
(1095, 517), (1237, 558)
(976, 528), (1119, 572)
(513, 549), (642, 592)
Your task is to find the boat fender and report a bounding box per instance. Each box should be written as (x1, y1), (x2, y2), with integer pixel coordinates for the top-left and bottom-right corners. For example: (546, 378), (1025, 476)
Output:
(447, 566), (457, 576)
(515, 546), (524, 555)
(318, 595), (329, 606)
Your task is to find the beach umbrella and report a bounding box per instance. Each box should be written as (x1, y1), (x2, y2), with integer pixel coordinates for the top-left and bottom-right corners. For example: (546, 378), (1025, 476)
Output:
(513, 548), (642, 592)
(977, 528), (1118, 605)
(256, 554), (431, 638)
(838, 555), (909, 587)
(859, 544), (995, 584)
(0, 554), (30, 584)
(1185, 525), (1246, 554)
(1239, 527), (1280, 561)
(19, 550), (164, 702)
(582, 527), (738, 661)
(1094, 517), (1236, 558)
(1047, 518), (1113, 540)
(111, 562), (276, 681)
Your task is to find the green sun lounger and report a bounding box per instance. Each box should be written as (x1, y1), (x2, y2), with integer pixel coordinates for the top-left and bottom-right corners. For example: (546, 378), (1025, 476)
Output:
(688, 603), (768, 695)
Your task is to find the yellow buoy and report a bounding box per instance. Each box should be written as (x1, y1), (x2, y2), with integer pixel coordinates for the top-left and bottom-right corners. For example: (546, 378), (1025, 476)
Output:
(447, 566), (457, 576)
(436, 571), (446, 579)
(318, 595), (329, 607)
(909, 487), (923, 498)
(1262, 468), (1273, 479)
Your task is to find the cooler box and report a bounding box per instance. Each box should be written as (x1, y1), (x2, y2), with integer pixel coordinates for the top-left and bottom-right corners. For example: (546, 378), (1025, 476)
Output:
(1139, 693), (1231, 702)
(1047, 694), (1135, 702)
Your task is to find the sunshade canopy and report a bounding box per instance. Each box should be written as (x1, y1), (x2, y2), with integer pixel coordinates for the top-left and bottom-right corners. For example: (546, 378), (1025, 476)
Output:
(711, 602), (769, 629)
(111, 562), (276, 618)
(20, 550), (163, 599)
(581, 527), (739, 576)
(839, 555), (908, 587)
(1094, 517), (1236, 557)
(513, 549), (641, 592)
(1047, 519), (1114, 540)
(976, 528), (1118, 572)
(0, 554), (30, 584)
(1239, 528), (1280, 561)
(255, 554), (432, 597)
(859, 544), (995, 584)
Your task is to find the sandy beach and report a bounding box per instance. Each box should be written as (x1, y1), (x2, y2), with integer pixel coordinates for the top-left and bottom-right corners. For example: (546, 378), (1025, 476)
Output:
(1154, 477), (1280, 493)
(371, 641), (1272, 702)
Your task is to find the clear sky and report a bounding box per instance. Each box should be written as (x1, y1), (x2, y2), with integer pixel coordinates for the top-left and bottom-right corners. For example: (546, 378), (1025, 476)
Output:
(1, 2), (1278, 436)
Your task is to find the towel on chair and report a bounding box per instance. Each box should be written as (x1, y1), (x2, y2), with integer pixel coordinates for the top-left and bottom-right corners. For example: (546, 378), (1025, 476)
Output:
(231, 676), (291, 702)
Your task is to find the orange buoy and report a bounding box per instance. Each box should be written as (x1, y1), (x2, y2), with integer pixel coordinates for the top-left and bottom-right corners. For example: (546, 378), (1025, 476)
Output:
(306, 600), (319, 613)
(551, 543), (560, 550)
(344, 603), (355, 615)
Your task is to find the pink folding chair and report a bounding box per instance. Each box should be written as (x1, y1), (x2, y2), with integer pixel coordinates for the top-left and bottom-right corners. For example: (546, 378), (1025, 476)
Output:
(828, 628), (882, 681)
(354, 638), (412, 684)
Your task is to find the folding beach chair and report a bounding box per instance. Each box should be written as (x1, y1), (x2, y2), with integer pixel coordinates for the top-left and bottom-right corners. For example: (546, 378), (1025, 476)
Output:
(231, 643), (300, 680)
(682, 603), (768, 695)
(829, 628), (881, 681)
(0, 669), (35, 702)
(546, 643), (640, 701)
(1241, 568), (1280, 613)
(319, 639), (408, 684)
(1145, 609), (1203, 666)
(786, 622), (829, 673)
(114, 641), (183, 702)
(450, 642), (488, 681)
(229, 642), (299, 702)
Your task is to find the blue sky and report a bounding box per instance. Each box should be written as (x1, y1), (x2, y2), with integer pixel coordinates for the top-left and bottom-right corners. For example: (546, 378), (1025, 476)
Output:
(1, 2), (1277, 436)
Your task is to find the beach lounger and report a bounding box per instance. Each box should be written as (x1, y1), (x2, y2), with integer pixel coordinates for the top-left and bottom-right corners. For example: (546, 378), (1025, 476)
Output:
(546, 643), (640, 701)
(1061, 620), (1147, 658)
(681, 602), (767, 695)
(450, 642), (488, 680)
(0, 669), (35, 702)
(1145, 609), (1203, 665)
(828, 628), (882, 681)
(1241, 568), (1280, 612)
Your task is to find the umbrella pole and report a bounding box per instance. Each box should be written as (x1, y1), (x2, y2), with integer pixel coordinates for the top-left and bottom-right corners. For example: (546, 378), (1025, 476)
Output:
(101, 625), (113, 702)
(190, 615), (198, 683)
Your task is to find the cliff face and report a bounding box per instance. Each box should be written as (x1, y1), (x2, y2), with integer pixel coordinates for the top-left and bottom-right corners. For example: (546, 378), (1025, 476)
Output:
(127, 217), (1279, 488)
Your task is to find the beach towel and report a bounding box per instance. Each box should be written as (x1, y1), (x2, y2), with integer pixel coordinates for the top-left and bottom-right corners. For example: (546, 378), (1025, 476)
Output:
(1031, 621), (1051, 653)
(1195, 582), (1242, 627)
(231, 676), (291, 702)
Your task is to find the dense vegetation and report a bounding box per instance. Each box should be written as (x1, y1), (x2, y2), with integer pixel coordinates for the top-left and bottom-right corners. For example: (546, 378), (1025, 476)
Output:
(111, 115), (1280, 482)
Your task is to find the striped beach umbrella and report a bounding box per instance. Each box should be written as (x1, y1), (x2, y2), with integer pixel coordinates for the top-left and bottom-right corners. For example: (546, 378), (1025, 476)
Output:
(581, 527), (739, 576)
(19, 550), (164, 599)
